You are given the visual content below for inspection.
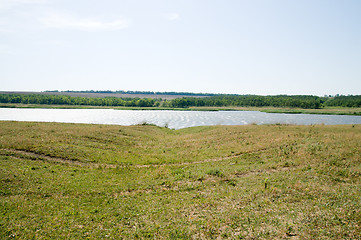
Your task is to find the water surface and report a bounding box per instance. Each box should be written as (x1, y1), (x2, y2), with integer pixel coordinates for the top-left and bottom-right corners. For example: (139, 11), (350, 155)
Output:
(0, 108), (360, 129)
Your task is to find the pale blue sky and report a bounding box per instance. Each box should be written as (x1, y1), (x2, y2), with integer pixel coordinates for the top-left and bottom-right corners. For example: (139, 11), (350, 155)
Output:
(1, 0), (360, 95)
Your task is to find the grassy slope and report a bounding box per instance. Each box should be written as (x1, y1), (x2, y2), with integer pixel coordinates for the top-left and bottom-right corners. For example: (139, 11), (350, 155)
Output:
(1, 121), (361, 239)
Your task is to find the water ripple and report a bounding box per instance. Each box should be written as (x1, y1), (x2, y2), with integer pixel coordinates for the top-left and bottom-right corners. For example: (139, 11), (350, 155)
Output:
(0, 109), (360, 129)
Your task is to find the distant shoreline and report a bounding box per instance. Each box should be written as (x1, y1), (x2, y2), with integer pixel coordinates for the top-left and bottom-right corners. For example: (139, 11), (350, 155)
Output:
(1, 91), (360, 115)
(0, 103), (360, 116)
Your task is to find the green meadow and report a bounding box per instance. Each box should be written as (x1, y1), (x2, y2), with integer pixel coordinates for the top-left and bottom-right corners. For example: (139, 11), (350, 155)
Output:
(1, 121), (360, 239)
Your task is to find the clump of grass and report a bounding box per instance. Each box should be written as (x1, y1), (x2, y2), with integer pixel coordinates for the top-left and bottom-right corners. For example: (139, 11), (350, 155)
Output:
(207, 169), (224, 177)
(223, 178), (237, 186)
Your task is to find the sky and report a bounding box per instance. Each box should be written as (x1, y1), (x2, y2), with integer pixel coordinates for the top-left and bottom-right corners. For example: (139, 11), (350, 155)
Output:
(0, 0), (360, 96)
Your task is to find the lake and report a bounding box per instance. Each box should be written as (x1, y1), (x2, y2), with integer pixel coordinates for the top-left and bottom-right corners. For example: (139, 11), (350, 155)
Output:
(0, 108), (360, 129)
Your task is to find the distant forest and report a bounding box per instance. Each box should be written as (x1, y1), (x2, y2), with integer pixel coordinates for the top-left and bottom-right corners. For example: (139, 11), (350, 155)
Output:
(168, 95), (361, 108)
(0, 93), (360, 109)
(0, 94), (159, 107)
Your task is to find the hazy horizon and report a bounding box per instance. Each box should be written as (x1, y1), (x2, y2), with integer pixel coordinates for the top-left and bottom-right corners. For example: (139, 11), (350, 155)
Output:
(1, 0), (360, 96)
(2, 89), (358, 98)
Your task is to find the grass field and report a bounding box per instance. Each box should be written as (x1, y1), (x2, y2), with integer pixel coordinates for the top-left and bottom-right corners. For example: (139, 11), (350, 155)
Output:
(1, 121), (361, 239)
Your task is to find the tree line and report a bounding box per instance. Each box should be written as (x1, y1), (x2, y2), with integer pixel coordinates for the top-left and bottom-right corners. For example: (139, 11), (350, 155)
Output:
(323, 95), (361, 108)
(168, 95), (361, 108)
(0, 94), (160, 107)
(166, 95), (325, 109)
(0, 93), (360, 109)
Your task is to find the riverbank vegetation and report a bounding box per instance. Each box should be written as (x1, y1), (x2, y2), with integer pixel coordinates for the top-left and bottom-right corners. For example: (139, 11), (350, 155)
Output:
(1, 103), (361, 116)
(167, 94), (361, 109)
(1, 99), (361, 117)
(1, 121), (360, 239)
(1, 93), (360, 111)
(0, 93), (161, 108)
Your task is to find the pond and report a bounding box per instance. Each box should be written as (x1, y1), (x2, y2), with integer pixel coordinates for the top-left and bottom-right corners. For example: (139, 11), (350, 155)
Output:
(0, 108), (360, 129)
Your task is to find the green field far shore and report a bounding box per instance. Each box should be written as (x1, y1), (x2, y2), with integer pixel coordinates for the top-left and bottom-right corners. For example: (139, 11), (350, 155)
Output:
(1, 121), (360, 239)
(1, 103), (361, 116)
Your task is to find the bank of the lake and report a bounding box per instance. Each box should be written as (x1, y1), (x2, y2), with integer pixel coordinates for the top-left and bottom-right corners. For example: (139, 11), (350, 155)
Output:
(1, 122), (360, 239)
(190, 106), (361, 116)
(1, 103), (361, 116)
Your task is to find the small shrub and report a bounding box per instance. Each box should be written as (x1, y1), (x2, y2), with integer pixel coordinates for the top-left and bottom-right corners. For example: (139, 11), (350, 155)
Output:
(139, 121), (157, 127)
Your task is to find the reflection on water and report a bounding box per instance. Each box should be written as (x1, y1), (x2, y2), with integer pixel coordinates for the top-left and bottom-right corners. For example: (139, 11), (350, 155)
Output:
(0, 108), (360, 129)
